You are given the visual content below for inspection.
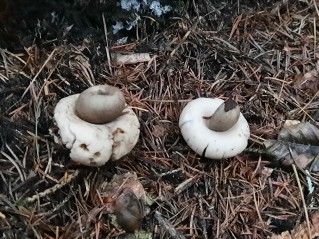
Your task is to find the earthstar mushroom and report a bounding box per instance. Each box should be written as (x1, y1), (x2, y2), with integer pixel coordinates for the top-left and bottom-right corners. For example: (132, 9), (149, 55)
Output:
(179, 98), (250, 159)
(54, 85), (140, 166)
(75, 85), (125, 124)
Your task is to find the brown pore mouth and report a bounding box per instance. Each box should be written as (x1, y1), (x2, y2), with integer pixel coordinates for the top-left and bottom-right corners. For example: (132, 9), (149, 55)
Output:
(224, 98), (238, 112)
(97, 88), (111, 96)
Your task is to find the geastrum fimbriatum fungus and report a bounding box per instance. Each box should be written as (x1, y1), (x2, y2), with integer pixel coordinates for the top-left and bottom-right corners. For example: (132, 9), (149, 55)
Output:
(179, 98), (250, 159)
(54, 85), (140, 166)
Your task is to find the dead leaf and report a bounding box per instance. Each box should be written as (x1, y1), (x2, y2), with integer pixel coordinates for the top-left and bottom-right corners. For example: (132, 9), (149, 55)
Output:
(268, 211), (319, 239)
(278, 122), (319, 146)
(263, 122), (319, 171)
(92, 172), (146, 213)
(264, 141), (319, 172)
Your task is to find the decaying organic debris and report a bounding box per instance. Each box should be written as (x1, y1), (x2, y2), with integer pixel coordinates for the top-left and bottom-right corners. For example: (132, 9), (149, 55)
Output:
(269, 212), (319, 239)
(263, 122), (319, 172)
(92, 172), (149, 233)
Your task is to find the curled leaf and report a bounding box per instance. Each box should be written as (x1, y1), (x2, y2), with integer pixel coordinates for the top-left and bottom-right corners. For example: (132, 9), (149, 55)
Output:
(269, 211), (319, 239)
(263, 122), (319, 172)
(264, 140), (319, 171)
(278, 122), (319, 146)
(91, 172), (151, 233)
(114, 187), (145, 233)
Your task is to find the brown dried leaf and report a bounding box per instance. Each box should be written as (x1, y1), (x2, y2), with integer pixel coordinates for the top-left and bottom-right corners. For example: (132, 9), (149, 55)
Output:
(268, 212), (319, 239)
(263, 122), (319, 171)
(278, 122), (319, 146)
(114, 187), (145, 233)
(264, 140), (319, 171)
(90, 173), (149, 232)
(92, 172), (146, 212)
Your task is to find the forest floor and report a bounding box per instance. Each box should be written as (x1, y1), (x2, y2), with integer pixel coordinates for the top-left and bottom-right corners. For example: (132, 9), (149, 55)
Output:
(0, 0), (319, 238)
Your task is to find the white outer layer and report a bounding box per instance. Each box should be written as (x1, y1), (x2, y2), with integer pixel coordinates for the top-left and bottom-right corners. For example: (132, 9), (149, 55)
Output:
(179, 98), (250, 159)
(54, 94), (140, 166)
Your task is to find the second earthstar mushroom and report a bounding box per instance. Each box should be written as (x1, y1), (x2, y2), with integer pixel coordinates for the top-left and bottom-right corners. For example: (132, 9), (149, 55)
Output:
(54, 85), (140, 166)
(179, 98), (250, 159)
